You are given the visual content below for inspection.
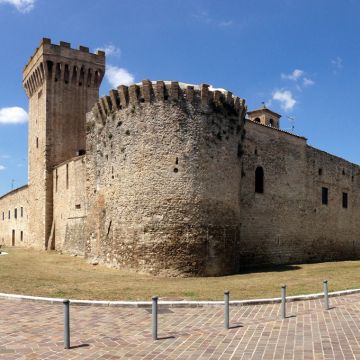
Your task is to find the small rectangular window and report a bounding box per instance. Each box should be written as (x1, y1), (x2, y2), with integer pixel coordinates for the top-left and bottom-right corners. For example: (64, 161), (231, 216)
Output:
(322, 187), (328, 205)
(21, 207), (23, 217)
(14, 208), (17, 219)
(75, 204), (81, 209)
(342, 192), (348, 209)
(20, 231), (23, 241)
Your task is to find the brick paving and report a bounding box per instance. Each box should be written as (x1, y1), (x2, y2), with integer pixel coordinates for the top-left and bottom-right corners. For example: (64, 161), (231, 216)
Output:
(0, 293), (360, 359)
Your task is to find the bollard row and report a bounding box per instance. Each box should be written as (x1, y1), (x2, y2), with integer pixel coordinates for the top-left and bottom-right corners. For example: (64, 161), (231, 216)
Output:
(60, 281), (332, 349)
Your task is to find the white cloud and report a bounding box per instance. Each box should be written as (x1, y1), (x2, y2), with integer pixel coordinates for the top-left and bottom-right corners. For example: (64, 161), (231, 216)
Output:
(331, 56), (343, 73)
(281, 69), (315, 91)
(95, 44), (121, 57)
(303, 77), (315, 87)
(272, 90), (296, 111)
(192, 10), (212, 24)
(0, 0), (35, 13)
(218, 20), (233, 27)
(192, 10), (233, 27)
(281, 69), (304, 81)
(0, 165), (5, 171)
(105, 65), (135, 88)
(0, 107), (28, 124)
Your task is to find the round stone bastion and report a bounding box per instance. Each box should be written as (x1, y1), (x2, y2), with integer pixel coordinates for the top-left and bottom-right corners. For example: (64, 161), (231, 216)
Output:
(85, 80), (247, 277)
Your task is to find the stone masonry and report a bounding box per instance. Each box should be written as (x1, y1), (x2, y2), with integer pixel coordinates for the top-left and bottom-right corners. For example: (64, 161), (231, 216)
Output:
(0, 38), (359, 276)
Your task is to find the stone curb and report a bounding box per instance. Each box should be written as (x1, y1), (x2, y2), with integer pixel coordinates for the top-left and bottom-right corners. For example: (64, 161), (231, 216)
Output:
(0, 288), (359, 308)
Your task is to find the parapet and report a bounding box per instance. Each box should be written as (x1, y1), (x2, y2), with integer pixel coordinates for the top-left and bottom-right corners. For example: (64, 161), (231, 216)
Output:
(92, 80), (247, 123)
(23, 38), (105, 98)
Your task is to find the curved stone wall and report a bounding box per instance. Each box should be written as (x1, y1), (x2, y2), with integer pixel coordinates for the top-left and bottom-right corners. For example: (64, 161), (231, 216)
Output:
(85, 80), (246, 276)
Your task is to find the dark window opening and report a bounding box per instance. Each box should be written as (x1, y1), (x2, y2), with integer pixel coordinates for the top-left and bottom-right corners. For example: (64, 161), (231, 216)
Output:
(14, 208), (17, 219)
(46, 61), (53, 80)
(55, 63), (61, 82)
(20, 231), (23, 242)
(175, 157), (179, 165)
(72, 66), (78, 85)
(318, 168), (322, 176)
(87, 69), (92, 87)
(322, 187), (328, 205)
(269, 119), (274, 126)
(342, 192), (348, 209)
(64, 64), (70, 84)
(36, 137), (39, 148)
(255, 166), (264, 193)
(79, 66), (85, 86)
(75, 204), (81, 209)
(254, 117), (260, 123)
(21, 207), (23, 217)
(342, 169), (345, 175)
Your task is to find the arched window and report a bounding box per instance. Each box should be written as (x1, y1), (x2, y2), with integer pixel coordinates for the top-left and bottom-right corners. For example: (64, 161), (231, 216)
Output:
(254, 117), (260, 123)
(269, 119), (274, 126)
(255, 166), (264, 193)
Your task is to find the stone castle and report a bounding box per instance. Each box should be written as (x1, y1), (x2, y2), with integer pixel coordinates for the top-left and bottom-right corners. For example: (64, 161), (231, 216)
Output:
(0, 38), (359, 276)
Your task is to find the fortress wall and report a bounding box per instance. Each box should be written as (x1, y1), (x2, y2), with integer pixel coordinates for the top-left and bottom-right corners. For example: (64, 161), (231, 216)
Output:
(85, 81), (246, 276)
(239, 121), (360, 267)
(239, 121), (308, 265)
(303, 146), (360, 260)
(0, 186), (29, 247)
(52, 155), (86, 255)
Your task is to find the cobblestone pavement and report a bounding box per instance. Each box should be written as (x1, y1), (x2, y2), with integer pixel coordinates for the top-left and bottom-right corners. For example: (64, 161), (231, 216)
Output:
(1, 293), (360, 359)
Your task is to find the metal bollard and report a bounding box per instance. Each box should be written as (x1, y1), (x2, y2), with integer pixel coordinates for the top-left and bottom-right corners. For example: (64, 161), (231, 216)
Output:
(224, 290), (230, 329)
(281, 285), (286, 320)
(323, 280), (329, 310)
(63, 299), (70, 349)
(152, 296), (158, 340)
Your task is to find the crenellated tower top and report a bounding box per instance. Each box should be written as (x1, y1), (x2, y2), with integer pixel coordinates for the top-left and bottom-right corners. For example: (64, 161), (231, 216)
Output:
(92, 80), (246, 124)
(23, 38), (105, 98)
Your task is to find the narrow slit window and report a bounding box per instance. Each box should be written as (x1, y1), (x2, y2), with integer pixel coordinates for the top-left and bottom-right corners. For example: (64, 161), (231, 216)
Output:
(255, 166), (264, 193)
(342, 192), (348, 209)
(322, 187), (328, 205)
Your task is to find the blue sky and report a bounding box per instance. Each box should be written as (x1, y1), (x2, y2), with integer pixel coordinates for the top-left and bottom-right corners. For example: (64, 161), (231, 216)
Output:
(0, 0), (360, 195)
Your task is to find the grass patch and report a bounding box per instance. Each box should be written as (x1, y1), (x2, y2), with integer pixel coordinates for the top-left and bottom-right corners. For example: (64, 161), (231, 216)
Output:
(0, 247), (359, 301)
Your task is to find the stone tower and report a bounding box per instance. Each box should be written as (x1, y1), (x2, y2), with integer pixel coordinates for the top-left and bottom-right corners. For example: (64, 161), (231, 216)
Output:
(85, 81), (247, 276)
(22, 38), (105, 249)
(247, 105), (281, 128)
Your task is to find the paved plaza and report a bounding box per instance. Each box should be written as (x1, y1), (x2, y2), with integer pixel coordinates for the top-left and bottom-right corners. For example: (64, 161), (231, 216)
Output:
(1, 293), (360, 359)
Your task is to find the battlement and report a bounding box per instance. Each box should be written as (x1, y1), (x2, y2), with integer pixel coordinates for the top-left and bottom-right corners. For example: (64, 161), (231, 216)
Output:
(23, 38), (105, 98)
(92, 80), (246, 123)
